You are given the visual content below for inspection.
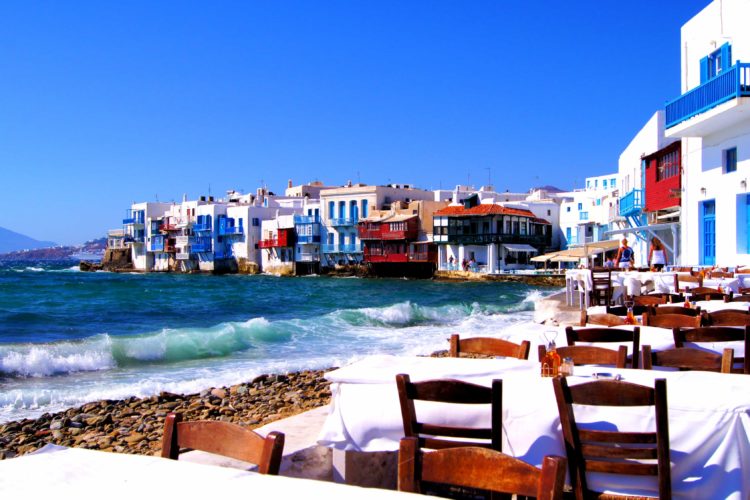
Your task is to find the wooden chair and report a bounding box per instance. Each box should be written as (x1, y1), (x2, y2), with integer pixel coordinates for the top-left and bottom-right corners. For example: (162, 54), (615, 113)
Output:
(641, 345), (734, 373)
(646, 292), (684, 304)
(650, 305), (701, 317)
(673, 326), (750, 374)
(396, 373), (502, 450)
(580, 311), (627, 327)
(705, 310), (750, 326)
(565, 326), (640, 368)
(398, 437), (567, 500)
(642, 312), (702, 329)
(690, 287), (727, 301)
(708, 271), (734, 279)
(161, 413), (284, 474)
(725, 293), (750, 302)
(552, 377), (671, 500)
(538, 344), (627, 369)
(450, 334), (530, 360)
(674, 274), (702, 293)
(589, 268), (613, 306)
(606, 304), (649, 316)
(633, 295), (667, 306)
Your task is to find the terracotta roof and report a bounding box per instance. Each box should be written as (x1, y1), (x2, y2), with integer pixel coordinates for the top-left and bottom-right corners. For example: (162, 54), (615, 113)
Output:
(434, 204), (541, 220)
(531, 217), (552, 225)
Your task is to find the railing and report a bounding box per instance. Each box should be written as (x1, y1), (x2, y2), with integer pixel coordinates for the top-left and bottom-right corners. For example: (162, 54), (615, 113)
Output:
(436, 233), (547, 246)
(297, 234), (321, 244)
(108, 229), (126, 237)
(191, 243), (211, 252)
(321, 244), (361, 253)
(193, 223), (212, 232)
(160, 223), (178, 232)
(665, 62), (750, 128)
(330, 217), (357, 227)
(294, 215), (320, 224)
(296, 252), (318, 262)
(219, 226), (243, 236)
(365, 253), (409, 263)
(381, 228), (418, 240)
(619, 188), (643, 217)
(358, 227), (381, 239)
(176, 253), (190, 260)
(122, 218), (135, 225)
(258, 239), (279, 249)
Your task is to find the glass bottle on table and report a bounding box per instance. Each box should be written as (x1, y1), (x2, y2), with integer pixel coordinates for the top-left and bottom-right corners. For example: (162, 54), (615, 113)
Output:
(625, 305), (636, 325)
(542, 341), (561, 377)
(684, 287), (691, 308)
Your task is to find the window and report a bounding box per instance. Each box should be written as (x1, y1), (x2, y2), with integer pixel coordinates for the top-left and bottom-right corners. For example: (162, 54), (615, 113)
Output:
(701, 42), (732, 83)
(657, 149), (680, 181)
(594, 179), (598, 188)
(577, 203), (582, 210)
(547, 209), (551, 216)
(566, 207), (571, 212)
(725, 147), (737, 173)
(611, 178), (616, 187)
(252, 218), (260, 226)
(586, 180), (591, 189)
(362, 200), (368, 218)
(596, 199), (601, 206)
(602, 179), (607, 189)
(328, 201), (335, 219)
(338, 201), (346, 219)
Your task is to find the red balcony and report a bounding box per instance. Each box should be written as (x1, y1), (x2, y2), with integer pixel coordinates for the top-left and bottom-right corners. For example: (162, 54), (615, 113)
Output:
(258, 229), (295, 248)
(160, 223), (178, 232)
(366, 253), (409, 263)
(359, 226), (382, 239)
(359, 217), (418, 240)
(381, 227), (418, 240)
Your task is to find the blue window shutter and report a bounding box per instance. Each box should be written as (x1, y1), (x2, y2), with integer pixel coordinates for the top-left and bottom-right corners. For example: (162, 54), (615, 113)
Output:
(720, 43), (732, 71)
(700, 56), (709, 84)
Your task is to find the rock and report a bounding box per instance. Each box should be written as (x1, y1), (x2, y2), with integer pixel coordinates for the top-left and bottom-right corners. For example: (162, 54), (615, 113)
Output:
(210, 388), (227, 399)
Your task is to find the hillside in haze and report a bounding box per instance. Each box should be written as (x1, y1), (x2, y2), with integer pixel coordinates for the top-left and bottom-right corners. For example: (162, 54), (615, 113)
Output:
(0, 226), (57, 254)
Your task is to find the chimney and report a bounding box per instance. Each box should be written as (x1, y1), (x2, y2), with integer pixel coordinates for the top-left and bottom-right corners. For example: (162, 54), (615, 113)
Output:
(347, 180), (352, 187)
(288, 179), (293, 189)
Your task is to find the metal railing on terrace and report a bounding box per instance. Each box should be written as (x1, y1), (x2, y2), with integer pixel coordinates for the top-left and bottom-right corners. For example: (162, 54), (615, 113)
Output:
(191, 243), (211, 253)
(321, 244), (362, 253)
(666, 63), (750, 128)
(438, 233), (547, 246)
(193, 223), (212, 232)
(297, 234), (321, 244)
(329, 217), (357, 227)
(219, 226), (243, 236)
(294, 215), (320, 224)
(619, 189), (643, 217)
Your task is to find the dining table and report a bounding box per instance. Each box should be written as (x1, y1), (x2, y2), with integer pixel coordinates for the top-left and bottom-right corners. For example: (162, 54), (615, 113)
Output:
(318, 354), (750, 499)
(0, 444), (424, 499)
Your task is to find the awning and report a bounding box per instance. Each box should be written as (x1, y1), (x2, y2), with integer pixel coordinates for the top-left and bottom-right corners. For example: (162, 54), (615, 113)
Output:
(530, 251), (561, 262)
(582, 239), (620, 252)
(503, 244), (538, 253)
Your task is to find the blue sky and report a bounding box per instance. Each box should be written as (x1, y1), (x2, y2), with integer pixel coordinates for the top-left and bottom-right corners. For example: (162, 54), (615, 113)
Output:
(1, 1), (709, 245)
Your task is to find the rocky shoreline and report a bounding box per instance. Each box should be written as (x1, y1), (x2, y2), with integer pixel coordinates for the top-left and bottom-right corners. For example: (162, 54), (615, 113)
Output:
(0, 369), (333, 460)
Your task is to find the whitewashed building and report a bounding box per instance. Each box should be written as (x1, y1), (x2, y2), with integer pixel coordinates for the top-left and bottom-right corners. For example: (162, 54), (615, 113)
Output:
(558, 174), (619, 253)
(664, 0), (750, 266)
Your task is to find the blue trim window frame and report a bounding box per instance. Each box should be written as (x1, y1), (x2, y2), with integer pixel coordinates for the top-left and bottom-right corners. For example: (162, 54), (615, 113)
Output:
(700, 43), (732, 83)
(577, 203), (582, 210)
(725, 147), (738, 174)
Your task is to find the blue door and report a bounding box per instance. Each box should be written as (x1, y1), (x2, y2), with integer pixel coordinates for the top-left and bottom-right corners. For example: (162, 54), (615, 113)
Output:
(701, 200), (716, 265)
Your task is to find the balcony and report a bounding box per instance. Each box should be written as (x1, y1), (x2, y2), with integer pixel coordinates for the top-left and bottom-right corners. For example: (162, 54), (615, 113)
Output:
(218, 225), (243, 236)
(436, 233), (547, 246)
(294, 215), (320, 224)
(122, 217), (135, 225)
(330, 217), (357, 227)
(365, 252), (409, 263)
(258, 238), (280, 249)
(296, 252), (318, 262)
(193, 223), (212, 232)
(297, 234), (321, 244)
(191, 242), (211, 253)
(665, 63), (750, 137)
(160, 223), (178, 232)
(176, 253), (190, 260)
(619, 189), (643, 217)
(321, 244), (362, 254)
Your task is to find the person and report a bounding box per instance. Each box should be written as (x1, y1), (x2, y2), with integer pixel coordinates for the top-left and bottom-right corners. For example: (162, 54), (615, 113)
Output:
(448, 256), (455, 270)
(648, 237), (668, 271)
(615, 238), (634, 270)
(603, 253), (615, 269)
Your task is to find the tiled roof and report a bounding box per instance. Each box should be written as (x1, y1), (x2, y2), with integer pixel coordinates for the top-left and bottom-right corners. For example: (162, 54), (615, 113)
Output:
(435, 204), (550, 224)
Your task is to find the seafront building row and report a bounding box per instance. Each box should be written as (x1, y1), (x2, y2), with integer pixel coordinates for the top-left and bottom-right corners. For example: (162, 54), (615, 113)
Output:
(110, 0), (750, 274)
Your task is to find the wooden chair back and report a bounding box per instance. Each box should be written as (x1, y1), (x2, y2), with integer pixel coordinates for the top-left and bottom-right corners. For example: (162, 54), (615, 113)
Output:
(633, 295), (667, 306)
(708, 271), (734, 279)
(691, 292), (728, 302)
(705, 310), (750, 326)
(606, 304), (649, 316)
(642, 312), (702, 329)
(539, 344), (627, 369)
(579, 311), (627, 327)
(565, 326), (640, 368)
(552, 377), (671, 500)
(673, 326), (750, 374)
(726, 293), (750, 302)
(589, 268), (613, 306)
(642, 345), (734, 373)
(398, 437), (567, 500)
(449, 334), (530, 360)
(161, 413), (284, 474)
(650, 305), (702, 317)
(395, 373), (501, 450)
(674, 274), (702, 292)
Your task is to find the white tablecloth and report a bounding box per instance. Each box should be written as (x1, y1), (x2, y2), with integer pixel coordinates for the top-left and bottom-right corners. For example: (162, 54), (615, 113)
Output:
(0, 445), (422, 499)
(318, 355), (750, 499)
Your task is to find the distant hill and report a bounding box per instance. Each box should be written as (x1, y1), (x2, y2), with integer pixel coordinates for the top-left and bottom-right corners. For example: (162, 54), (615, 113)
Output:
(0, 226), (57, 254)
(0, 230), (107, 261)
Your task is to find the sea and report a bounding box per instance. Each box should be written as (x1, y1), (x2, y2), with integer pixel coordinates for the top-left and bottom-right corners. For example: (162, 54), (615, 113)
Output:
(0, 260), (556, 423)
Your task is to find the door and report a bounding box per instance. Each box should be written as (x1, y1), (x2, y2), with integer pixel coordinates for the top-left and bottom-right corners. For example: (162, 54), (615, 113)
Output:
(701, 200), (716, 266)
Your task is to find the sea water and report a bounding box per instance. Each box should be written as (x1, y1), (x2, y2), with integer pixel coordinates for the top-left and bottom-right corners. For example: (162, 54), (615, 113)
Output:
(0, 260), (556, 423)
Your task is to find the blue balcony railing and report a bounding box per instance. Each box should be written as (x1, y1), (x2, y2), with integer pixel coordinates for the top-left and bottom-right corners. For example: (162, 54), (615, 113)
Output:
(218, 226), (243, 236)
(193, 223), (212, 232)
(297, 235), (321, 244)
(321, 244), (361, 253)
(666, 62), (750, 128)
(330, 217), (357, 227)
(619, 189), (643, 217)
(122, 218), (135, 224)
(294, 215), (320, 224)
(192, 243), (211, 252)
